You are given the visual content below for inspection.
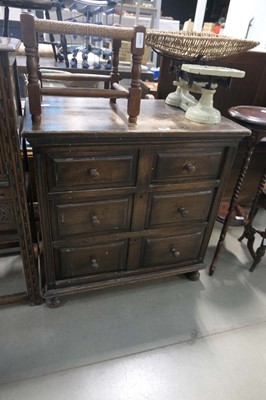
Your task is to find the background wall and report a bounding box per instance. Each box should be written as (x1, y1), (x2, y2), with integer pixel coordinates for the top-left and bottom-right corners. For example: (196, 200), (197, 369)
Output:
(161, 0), (229, 26)
(224, 0), (266, 50)
(161, 0), (197, 25)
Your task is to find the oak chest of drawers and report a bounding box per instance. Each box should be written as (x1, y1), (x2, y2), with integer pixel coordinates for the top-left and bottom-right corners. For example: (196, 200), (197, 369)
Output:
(22, 97), (250, 305)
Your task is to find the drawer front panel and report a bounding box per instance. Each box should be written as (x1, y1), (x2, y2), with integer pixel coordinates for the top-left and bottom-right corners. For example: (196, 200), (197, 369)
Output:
(47, 151), (138, 191)
(51, 196), (133, 239)
(146, 190), (214, 228)
(54, 240), (128, 279)
(141, 230), (205, 268)
(151, 150), (223, 183)
(0, 186), (12, 200)
(0, 199), (17, 232)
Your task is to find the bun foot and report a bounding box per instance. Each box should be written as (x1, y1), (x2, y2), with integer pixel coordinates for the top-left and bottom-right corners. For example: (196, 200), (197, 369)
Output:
(186, 271), (200, 281)
(46, 297), (61, 308)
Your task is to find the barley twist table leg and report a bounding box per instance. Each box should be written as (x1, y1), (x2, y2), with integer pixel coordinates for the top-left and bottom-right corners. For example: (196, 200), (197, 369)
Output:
(209, 132), (257, 276)
(241, 166), (266, 271)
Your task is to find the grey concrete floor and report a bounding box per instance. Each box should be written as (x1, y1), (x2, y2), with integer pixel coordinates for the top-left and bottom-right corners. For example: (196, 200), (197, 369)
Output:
(0, 211), (265, 399)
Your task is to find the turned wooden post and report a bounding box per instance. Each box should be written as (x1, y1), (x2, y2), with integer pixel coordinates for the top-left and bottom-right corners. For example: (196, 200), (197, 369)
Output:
(110, 37), (121, 103)
(20, 13), (42, 123)
(128, 25), (146, 123)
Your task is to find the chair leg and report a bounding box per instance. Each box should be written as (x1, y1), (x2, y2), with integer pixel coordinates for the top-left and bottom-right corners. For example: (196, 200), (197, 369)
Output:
(55, 3), (69, 67)
(45, 10), (58, 62)
(3, 6), (9, 37)
(60, 34), (69, 67)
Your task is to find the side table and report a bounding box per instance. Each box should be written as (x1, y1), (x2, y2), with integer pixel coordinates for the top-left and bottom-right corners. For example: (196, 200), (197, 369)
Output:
(209, 105), (266, 275)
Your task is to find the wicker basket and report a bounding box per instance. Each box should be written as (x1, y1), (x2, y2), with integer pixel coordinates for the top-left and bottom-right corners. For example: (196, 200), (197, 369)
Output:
(145, 30), (259, 61)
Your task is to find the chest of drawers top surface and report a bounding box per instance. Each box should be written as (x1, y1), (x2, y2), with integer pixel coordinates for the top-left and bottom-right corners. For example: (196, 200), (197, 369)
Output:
(22, 98), (250, 143)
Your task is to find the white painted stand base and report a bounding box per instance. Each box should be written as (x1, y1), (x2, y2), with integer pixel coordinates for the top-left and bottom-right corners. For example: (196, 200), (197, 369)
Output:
(167, 64), (246, 125)
(165, 81), (198, 111)
(185, 88), (221, 124)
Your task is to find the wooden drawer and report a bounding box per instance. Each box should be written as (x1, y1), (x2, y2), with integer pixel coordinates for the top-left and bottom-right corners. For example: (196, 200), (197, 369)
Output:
(46, 150), (138, 191)
(141, 229), (205, 268)
(51, 196), (133, 239)
(0, 199), (17, 232)
(54, 240), (128, 279)
(0, 176), (9, 186)
(146, 189), (214, 228)
(151, 149), (224, 183)
(0, 186), (12, 200)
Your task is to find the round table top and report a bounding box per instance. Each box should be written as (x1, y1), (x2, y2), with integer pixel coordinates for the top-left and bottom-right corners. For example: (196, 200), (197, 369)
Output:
(228, 106), (266, 127)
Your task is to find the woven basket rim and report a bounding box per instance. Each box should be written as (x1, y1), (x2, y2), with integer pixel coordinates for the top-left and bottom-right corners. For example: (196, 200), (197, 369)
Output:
(146, 29), (257, 42)
(145, 30), (259, 61)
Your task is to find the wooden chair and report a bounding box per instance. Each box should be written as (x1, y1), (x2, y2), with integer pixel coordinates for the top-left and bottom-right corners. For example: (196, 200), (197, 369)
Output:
(1, 0), (68, 65)
(20, 12), (146, 124)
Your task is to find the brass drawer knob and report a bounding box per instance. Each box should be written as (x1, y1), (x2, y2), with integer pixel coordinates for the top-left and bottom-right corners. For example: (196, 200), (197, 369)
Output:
(90, 258), (99, 269)
(178, 207), (189, 217)
(183, 162), (196, 174)
(171, 248), (180, 258)
(91, 215), (100, 226)
(89, 168), (99, 177)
